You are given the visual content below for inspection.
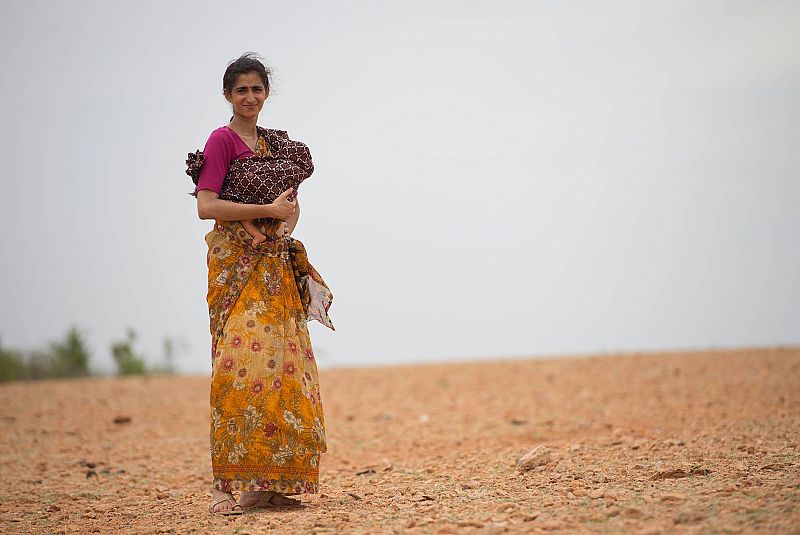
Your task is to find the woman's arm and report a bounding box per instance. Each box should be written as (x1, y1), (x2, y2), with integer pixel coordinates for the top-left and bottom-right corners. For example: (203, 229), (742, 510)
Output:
(285, 199), (300, 234)
(197, 188), (296, 221)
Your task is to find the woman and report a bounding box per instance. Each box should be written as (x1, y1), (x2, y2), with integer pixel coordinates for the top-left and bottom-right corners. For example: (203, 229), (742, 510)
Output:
(194, 53), (333, 516)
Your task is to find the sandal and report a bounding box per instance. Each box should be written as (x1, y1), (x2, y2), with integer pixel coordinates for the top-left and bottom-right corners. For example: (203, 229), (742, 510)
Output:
(208, 496), (244, 516)
(240, 490), (304, 511)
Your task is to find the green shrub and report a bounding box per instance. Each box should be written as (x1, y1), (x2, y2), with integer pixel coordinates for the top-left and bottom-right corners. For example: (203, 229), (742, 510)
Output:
(49, 327), (92, 378)
(0, 340), (22, 382)
(111, 329), (148, 376)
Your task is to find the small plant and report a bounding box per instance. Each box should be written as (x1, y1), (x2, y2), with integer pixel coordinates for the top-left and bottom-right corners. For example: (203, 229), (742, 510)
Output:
(0, 339), (23, 382)
(49, 326), (92, 378)
(111, 328), (148, 376)
(150, 337), (189, 375)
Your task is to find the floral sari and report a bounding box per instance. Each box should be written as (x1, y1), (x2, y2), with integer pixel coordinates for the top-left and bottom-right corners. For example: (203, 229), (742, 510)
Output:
(203, 132), (334, 494)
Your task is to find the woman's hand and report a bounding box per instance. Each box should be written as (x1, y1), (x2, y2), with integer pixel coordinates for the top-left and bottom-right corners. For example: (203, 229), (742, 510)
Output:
(268, 188), (297, 221)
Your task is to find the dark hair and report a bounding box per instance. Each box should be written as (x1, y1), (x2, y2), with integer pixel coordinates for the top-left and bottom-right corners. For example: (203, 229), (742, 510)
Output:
(223, 52), (271, 95)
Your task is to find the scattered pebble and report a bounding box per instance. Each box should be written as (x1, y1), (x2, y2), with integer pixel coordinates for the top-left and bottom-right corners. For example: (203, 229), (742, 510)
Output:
(674, 510), (706, 524)
(517, 445), (551, 472)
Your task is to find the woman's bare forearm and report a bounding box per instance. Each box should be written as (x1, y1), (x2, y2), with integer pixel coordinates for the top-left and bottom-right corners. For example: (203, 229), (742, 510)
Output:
(286, 200), (300, 234)
(197, 191), (277, 221)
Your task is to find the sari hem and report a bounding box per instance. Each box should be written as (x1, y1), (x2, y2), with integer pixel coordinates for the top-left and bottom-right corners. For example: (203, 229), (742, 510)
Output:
(213, 476), (319, 494)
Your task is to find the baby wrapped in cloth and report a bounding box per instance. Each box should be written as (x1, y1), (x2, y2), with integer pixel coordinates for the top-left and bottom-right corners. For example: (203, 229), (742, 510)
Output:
(187, 127), (333, 329)
(188, 126), (313, 245)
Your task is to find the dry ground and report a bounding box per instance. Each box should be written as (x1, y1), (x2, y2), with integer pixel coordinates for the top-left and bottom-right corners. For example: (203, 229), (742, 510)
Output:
(1, 347), (798, 534)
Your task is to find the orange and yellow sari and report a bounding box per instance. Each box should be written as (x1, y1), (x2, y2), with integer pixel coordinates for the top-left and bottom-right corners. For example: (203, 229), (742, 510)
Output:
(206, 218), (333, 494)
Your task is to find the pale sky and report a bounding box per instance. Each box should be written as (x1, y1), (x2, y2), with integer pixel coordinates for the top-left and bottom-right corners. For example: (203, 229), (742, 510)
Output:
(1, 0), (798, 374)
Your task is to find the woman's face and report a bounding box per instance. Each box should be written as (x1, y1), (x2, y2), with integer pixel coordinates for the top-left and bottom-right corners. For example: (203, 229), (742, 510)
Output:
(225, 72), (268, 120)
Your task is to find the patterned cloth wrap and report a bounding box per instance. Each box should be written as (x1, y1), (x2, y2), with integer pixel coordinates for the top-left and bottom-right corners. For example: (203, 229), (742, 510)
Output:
(186, 126), (314, 204)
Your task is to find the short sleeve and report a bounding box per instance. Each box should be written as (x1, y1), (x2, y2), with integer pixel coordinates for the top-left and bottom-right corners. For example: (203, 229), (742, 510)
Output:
(195, 129), (234, 194)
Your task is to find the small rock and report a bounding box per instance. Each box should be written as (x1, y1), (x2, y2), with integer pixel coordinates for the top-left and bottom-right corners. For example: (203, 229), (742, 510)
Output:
(156, 492), (169, 500)
(651, 466), (711, 480)
(347, 492), (362, 500)
(457, 520), (484, 528)
(86, 469), (98, 479)
(510, 418), (527, 426)
(660, 493), (686, 502)
(623, 506), (646, 519)
(538, 520), (562, 530)
(517, 445), (551, 472)
(113, 415), (132, 424)
(760, 462), (784, 471)
(689, 466), (711, 476)
(588, 489), (604, 499)
(477, 522), (508, 535)
(517, 511), (540, 522)
(673, 510), (705, 524)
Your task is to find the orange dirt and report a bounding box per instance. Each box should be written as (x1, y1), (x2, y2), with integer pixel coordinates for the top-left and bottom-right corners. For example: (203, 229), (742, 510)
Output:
(1, 347), (798, 534)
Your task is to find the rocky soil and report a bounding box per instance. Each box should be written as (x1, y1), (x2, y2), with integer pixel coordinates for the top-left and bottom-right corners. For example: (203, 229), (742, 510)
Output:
(1, 347), (798, 534)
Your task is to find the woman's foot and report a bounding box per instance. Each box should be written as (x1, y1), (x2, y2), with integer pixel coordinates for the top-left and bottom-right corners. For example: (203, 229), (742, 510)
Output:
(251, 233), (267, 247)
(239, 490), (303, 509)
(209, 488), (243, 515)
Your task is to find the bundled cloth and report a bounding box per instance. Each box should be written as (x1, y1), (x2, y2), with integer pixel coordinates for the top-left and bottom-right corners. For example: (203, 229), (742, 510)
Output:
(186, 127), (314, 203)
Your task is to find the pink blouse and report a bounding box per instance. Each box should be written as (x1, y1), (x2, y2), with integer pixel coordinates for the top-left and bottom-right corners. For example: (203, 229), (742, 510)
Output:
(195, 126), (255, 195)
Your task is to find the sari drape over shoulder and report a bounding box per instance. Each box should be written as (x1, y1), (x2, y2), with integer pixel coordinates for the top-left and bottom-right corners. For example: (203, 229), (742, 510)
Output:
(192, 127), (334, 494)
